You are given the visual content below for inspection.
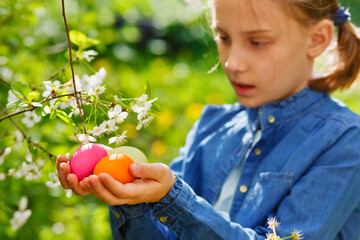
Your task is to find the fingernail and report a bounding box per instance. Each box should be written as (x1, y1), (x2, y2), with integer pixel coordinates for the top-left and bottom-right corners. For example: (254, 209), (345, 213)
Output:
(59, 163), (66, 172)
(131, 163), (139, 174)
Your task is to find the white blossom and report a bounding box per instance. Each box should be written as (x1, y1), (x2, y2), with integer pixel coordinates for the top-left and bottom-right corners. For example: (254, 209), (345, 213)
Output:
(136, 115), (154, 130)
(42, 80), (61, 98)
(8, 90), (19, 103)
(80, 68), (106, 95)
(68, 99), (81, 118)
(82, 50), (98, 62)
(31, 102), (42, 107)
(8, 161), (42, 181)
(65, 190), (72, 198)
(10, 196), (32, 231)
(0, 147), (11, 165)
(46, 173), (60, 188)
(106, 119), (119, 133)
(77, 133), (96, 143)
(132, 94), (157, 121)
(42, 106), (51, 116)
(36, 159), (45, 168)
(21, 111), (41, 128)
(109, 131), (127, 146)
(65, 75), (82, 93)
(25, 149), (33, 162)
(108, 105), (128, 124)
(0, 173), (5, 180)
(88, 123), (107, 137)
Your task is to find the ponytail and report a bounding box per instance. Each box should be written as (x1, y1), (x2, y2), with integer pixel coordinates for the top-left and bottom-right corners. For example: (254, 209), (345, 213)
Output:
(310, 21), (360, 93)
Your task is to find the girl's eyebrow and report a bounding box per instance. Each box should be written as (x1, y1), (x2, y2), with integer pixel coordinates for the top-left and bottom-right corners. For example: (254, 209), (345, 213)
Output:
(215, 25), (274, 35)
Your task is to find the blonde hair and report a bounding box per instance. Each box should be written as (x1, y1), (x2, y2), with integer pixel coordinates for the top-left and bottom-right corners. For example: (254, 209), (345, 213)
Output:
(282, 0), (360, 93)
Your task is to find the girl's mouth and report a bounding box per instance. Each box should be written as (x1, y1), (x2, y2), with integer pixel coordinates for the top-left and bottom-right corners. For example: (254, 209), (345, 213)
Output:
(231, 82), (255, 96)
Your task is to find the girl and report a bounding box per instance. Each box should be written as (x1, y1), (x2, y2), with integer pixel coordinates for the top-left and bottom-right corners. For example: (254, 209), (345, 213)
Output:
(57, 0), (360, 239)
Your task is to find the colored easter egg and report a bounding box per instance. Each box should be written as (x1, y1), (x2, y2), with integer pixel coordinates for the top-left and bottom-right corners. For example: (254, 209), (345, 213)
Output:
(69, 143), (108, 181)
(107, 146), (148, 163)
(94, 153), (135, 183)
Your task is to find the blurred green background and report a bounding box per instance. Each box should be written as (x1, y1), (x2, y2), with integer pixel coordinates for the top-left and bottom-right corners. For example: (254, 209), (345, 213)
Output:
(0, 0), (359, 239)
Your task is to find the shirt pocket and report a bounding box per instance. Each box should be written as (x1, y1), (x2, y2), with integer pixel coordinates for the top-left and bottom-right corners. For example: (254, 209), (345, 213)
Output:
(241, 172), (293, 213)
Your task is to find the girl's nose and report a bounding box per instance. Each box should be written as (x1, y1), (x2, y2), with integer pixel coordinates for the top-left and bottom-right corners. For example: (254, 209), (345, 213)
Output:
(224, 50), (248, 73)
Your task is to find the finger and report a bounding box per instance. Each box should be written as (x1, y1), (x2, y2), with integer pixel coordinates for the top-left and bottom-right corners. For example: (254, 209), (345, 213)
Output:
(80, 177), (101, 198)
(67, 174), (90, 196)
(57, 155), (71, 189)
(98, 173), (129, 197)
(87, 175), (125, 205)
(58, 162), (71, 189)
(129, 163), (171, 182)
(56, 155), (68, 169)
(99, 173), (158, 203)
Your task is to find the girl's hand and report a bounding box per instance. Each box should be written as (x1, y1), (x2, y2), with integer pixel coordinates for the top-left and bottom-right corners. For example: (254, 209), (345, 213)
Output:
(56, 155), (90, 196)
(79, 163), (176, 205)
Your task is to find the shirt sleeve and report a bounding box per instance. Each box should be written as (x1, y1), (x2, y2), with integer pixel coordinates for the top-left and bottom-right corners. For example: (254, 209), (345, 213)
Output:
(108, 203), (178, 240)
(151, 176), (266, 240)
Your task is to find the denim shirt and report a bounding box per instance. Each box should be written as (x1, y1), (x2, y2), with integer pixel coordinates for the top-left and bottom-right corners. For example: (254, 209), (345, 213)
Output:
(108, 87), (360, 240)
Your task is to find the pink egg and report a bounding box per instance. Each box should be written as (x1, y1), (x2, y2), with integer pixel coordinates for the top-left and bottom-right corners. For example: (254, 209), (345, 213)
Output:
(69, 143), (108, 181)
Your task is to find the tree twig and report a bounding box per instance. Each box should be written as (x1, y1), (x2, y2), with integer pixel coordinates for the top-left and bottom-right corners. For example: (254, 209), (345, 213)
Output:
(0, 77), (10, 87)
(46, 62), (70, 81)
(0, 105), (56, 159)
(61, 0), (87, 134)
(0, 92), (77, 123)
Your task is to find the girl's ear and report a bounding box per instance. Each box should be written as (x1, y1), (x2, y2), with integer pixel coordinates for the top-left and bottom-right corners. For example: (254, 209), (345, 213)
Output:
(307, 19), (334, 58)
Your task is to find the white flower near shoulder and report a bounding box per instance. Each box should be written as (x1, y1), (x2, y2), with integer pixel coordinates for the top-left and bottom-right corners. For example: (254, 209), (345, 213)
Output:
(82, 50), (98, 62)
(265, 233), (280, 240)
(22, 111), (41, 128)
(10, 196), (32, 231)
(109, 131), (127, 146)
(108, 105), (128, 124)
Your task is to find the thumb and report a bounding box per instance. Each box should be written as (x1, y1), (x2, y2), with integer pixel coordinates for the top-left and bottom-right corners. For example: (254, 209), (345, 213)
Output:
(129, 163), (171, 182)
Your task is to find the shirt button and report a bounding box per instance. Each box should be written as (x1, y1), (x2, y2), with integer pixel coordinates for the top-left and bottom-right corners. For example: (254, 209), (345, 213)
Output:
(254, 148), (261, 155)
(268, 115), (275, 124)
(113, 211), (120, 219)
(239, 185), (248, 193)
(159, 216), (168, 222)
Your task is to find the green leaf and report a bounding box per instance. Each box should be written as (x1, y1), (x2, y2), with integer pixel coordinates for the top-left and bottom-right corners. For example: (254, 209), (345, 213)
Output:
(27, 91), (40, 101)
(69, 30), (87, 48)
(69, 30), (99, 50)
(49, 109), (57, 120)
(144, 80), (151, 98)
(83, 38), (99, 49)
(34, 107), (43, 116)
(10, 90), (26, 101)
(6, 101), (20, 111)
(11, 80), (31, 99)
(55, 110), (76, 126)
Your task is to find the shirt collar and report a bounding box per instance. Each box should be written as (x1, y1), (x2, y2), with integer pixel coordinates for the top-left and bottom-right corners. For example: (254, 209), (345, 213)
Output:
(246, 87), (328, 130)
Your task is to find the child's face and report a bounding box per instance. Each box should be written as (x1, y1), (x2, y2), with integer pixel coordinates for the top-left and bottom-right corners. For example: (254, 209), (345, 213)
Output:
(213, 0), (313, 108)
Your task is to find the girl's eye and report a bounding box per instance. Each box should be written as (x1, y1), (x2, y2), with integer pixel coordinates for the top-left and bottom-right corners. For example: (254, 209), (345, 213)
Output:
(216, 35), (230, 43)
(251, 41), (268, 47)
